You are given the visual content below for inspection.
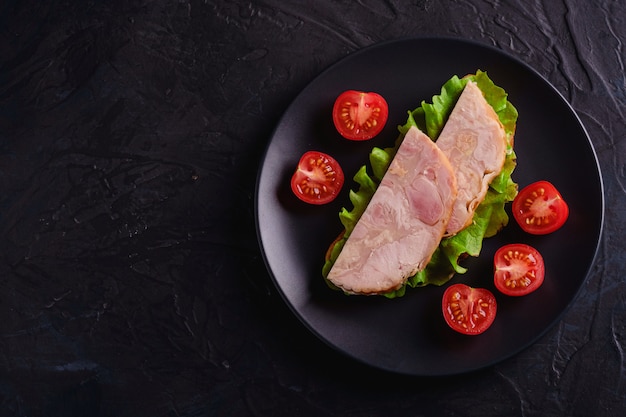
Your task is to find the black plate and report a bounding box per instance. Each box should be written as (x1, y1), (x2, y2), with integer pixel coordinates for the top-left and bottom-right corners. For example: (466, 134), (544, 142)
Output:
(255, 37), (604, 376)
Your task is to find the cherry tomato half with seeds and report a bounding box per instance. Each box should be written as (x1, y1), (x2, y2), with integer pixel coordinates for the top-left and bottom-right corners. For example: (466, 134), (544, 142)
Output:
(290, 151), (344, 205)
(442, 284), (497, 335)
(332, 90), (389, 140)
(494, 243), (545, 297)
(512, 180), (569, 235)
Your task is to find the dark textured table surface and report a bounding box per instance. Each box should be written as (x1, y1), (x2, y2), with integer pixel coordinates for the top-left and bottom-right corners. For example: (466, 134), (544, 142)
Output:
(1, 1), (625, 416)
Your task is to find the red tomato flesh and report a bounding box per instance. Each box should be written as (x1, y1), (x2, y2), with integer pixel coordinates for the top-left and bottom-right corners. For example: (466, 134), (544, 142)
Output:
(494, 243), (545, 296)
(512, 180), (569, 235)
(442, 284), (497, 335)
(332, 90), (388, 140)
(290, 151), (344, 205)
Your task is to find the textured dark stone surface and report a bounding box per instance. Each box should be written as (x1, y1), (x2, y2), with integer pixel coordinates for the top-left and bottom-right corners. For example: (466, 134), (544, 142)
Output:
(0, 1), (624, 416)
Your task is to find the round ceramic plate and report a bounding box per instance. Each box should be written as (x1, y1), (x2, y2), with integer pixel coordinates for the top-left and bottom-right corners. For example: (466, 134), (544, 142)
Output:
(255, 37), (604, 376)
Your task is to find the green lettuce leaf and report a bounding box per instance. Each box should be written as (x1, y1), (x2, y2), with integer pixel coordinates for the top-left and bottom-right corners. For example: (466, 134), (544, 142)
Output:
(322, 70), (518, 297)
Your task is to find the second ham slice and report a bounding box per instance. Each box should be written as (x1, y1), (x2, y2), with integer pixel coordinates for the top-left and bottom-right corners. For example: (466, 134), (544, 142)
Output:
(326, 126), (457, 295)
(435, 80), (508, 236)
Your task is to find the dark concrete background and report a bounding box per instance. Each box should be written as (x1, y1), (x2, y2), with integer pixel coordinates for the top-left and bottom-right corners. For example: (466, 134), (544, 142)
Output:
(1, 1), (624, 416)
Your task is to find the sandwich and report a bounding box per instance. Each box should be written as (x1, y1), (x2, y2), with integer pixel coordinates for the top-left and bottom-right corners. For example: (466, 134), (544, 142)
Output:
(325, 125), (458, 295)
(322, 71), (519, 297)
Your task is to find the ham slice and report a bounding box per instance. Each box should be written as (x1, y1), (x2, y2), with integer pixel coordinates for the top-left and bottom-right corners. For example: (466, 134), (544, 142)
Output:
(435, 81), (507, 235)
(326, 126), (457, 295)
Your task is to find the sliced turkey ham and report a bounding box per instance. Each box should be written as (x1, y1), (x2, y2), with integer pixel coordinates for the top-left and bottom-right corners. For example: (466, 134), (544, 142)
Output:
(326, 126), (457, 295)
(435, 80), (507, 235)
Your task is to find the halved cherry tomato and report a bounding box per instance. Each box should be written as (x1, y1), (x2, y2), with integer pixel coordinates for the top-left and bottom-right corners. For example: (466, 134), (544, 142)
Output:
(332, 90), (388, 140)
(512, 180), (569, 235)
(442, 283), (497, 335)
(290, 151), (344, 205)
(494, 243), (545, 297)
